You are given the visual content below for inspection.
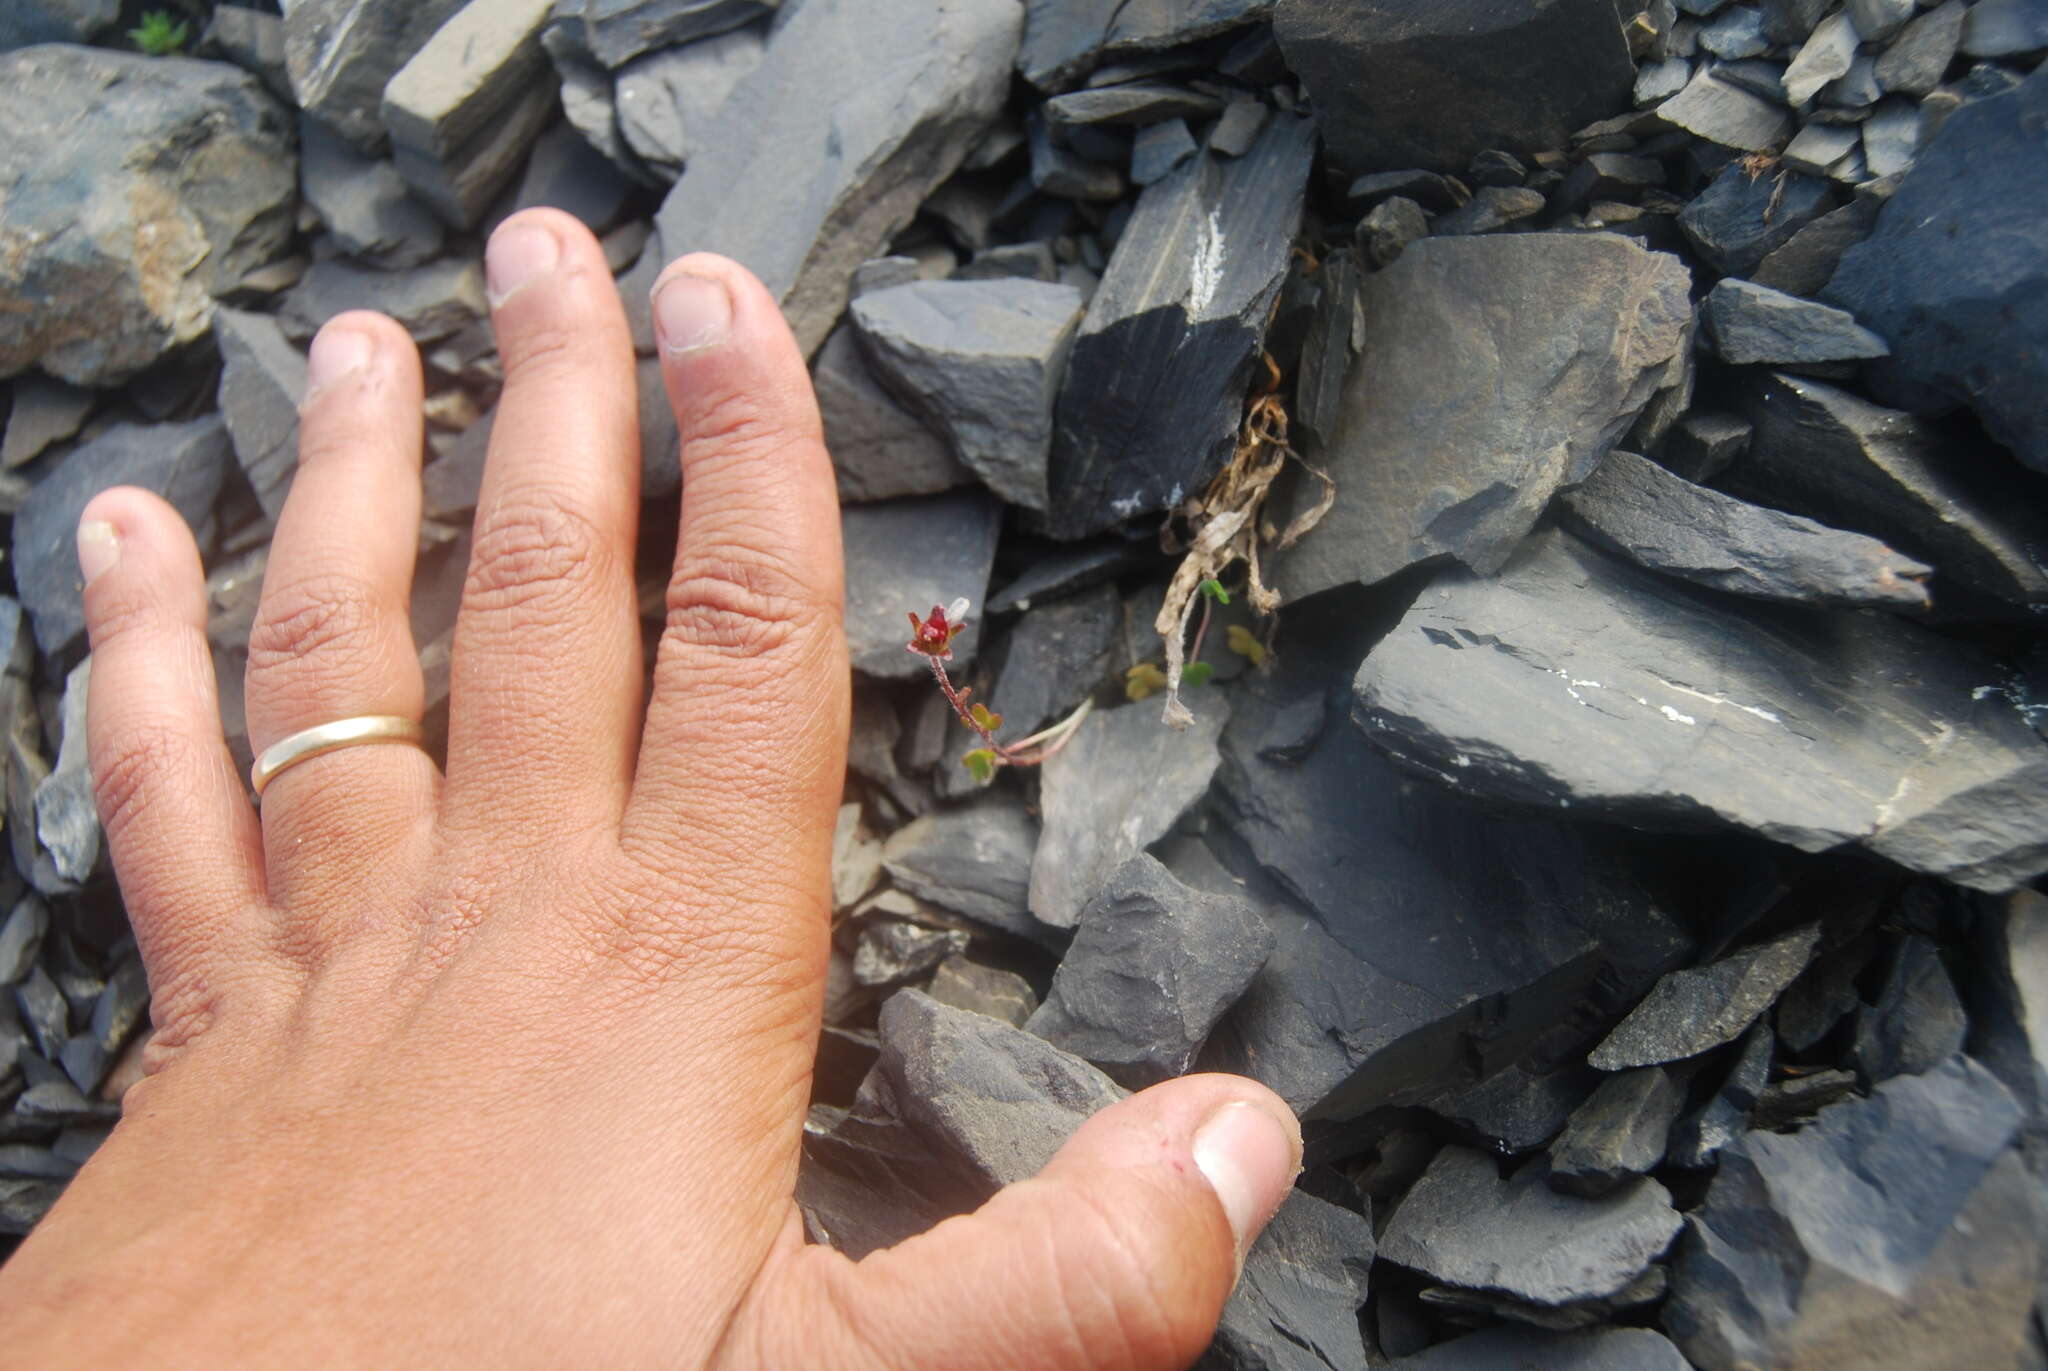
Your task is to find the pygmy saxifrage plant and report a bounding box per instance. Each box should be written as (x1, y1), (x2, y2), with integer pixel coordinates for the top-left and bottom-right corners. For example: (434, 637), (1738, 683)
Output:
(906, 599), (1094, 783)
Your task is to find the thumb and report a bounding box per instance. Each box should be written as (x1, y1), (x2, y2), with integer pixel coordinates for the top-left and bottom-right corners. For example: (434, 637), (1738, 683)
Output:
(754, 1074), (1301, 1371)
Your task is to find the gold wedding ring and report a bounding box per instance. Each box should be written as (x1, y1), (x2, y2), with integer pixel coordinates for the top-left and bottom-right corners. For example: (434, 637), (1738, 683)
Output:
(250, 715), (429, 799)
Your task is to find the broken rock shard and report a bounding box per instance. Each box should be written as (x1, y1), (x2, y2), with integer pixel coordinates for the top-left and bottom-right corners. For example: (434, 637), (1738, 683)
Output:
(1044, 109), (1315, 538)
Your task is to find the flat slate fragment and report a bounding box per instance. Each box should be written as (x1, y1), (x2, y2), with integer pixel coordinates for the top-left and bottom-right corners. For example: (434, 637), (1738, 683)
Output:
(1557, 449), (1931, 610)
(214, 307), (307, 521)
(1727, 372), (2048, 614)
(653, 0), (1021, 355)
(878, 791), (1049, 943)
(813, 328), (971, 504)
(14, 419), (234, 657)
(1275, 0), (1635, 173)
(1679, 163), (1838, 277)
(840, 489), (1002, 679)
(552, 0), (774, 69)
(1017, 0), (1273, 91)
(851, 279), (1086, 511)
(1392, 1327), (1691, 1370)
(298, 118), (446, 267)
(1381, 1145), (1682, 1306)
(1030, 700), (1227, 929)
(1823, 68), (2048, 473)
(1210, 666), (1691, 1122)
(1700, 278), (1889, 364)
(1045, 110), (1314, 537)
(1547, 1066), (1686, 1196)
(284, 0), (467, 149)
(280, 255), (488, 345)
(1665, 1058), (2039, 1371)
(1026, 854), (1274, 1085)
(1354, 530), (2048, 891)
(1656, 65), (1794, 150)
(0, 47), (296, 386)
(1591, 926), (1819, 1069)
(613, 24), (764, 180)
(1274, 234), (1692, 599)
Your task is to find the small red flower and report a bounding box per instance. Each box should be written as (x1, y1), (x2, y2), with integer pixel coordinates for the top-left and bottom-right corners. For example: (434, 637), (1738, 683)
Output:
(906, 598), (971, 660)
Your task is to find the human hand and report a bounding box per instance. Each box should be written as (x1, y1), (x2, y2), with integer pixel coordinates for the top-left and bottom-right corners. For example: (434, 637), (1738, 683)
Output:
(0, 210), (1301, 1369)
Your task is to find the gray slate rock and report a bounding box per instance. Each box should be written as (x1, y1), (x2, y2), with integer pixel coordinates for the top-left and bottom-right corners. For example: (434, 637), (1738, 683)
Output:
(1657, 411), (1752, 484)
(813, 328), (971, 504)
(1026, 854), (1274, 1086)
(653, 0), (1021, 356)
(842, 490), (1000, 678)
(33, 659), (95, 889)
(1679, 163), (1838, 277)
(511, 119), (637, 234)
(14, 419), (234, 657)
(879, 790), (1051, 943)
(299, 117), (446, 267)
(383, 0), (559, 228)
(1275, 0), (1634, 174)
(1750, 191), (1885, 296)
(614, 22), (764, 181)
(1430, 185), (1545, 236)
(1356, 195), (1428, 269)
(1701, 278), (1889, 365)
(1591, 925), (1820, 1070)
(1046, 110), (1314, 537)
(1547, 1066), (1686, 1196)
(0, 896), (46, 985)
(1557, 448), (1932, 610)
(0, 47), (295, 387)
(1959, 0), (2048, 56)
(1728, 373), (2048, 614)
(280, 254), (488, 345)
(284, 0), (467, 149)
(1432, 1061), (1601, 1156)
(1874, 0), (1966, 94)
(1045, 82), (1220, 127)
(1667, 1020), (1773, 1168)
(1972, 889), (2048, 1132)
(1131, 116), (1198, 185)
(0, 0), (115, 49)
(1701, 4), (1771, 57)
(1846, 934), (1966, 1081)
(1783, 9), (1859, 105)
(200, 6), (292, 102)
(1823, 68), (2048, 474)
(926, 955), (1038, 1027)
(1354, 530), (2048, 891)
(1029, 699), (1228, 928)
(1, 378), (93, 471)
(1391, 1328), (1692, 1371)
(550, 0), (773, 69)
(853, 920), (971, 988)
(1210, 669), (1691, 1121)
(1665, 1058), (2040, 1371)
(1027, 112), (1126, 201)
(1273, 234), (1692, 599)
(214, 308), (307, 522)
(878, 989), (1371, 1371)
(852, 279), (1086, 512)
(1017, 0), (1272, 91)
(1655, 64), (1795, 150)
(1381, 1145), (1682, 1306)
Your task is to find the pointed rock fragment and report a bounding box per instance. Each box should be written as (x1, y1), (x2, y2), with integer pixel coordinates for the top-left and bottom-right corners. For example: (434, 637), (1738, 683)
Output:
(1044, 110), (1314, 537)
(214, 307), (307, 521)
(1590, 926), (1819, 1070)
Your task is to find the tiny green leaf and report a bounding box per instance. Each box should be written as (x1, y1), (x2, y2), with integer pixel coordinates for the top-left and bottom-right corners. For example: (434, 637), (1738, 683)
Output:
(130, 10), (190, 55)
(1226, 624), (1267, 667)
(969, 702), (1003, 732)
(961, 748), (998, 783)
(1199, 578), (1231, 605)
(1182, 661), (1215, 687)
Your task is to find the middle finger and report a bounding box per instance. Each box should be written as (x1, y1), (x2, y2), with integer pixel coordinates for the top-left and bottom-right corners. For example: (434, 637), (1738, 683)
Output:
(445, 210), (644, 834)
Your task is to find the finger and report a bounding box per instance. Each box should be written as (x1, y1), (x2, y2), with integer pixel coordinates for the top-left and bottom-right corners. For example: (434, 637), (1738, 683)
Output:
(76, 488), (270, 1040)
(745, 1074), (1301, 1371)
(444, 209), (643, 831)
(243, 312), (438, 923)
(620, 254), (846, 905)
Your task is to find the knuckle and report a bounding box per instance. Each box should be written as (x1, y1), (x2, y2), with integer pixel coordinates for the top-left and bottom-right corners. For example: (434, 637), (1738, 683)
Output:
(92, 721), (213, 846)
(1047, 1182), (1207, 1368)
(589, 857), (818, 997)
(247, 573), (393, 684)
(661, 547), (826, 664)
(688, 385), (821, 466)
(464, 497), (608, 619)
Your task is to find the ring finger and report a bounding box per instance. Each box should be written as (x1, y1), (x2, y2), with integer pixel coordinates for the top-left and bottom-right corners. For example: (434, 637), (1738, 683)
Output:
(243, 312), (439, 936)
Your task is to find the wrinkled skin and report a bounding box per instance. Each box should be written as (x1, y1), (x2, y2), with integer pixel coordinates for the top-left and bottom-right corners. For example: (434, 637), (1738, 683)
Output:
(0, 211), (1300, 1370)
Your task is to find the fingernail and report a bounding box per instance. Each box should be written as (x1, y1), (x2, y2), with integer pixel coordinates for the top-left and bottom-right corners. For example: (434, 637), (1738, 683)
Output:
(1192, 1100), (1300, 1260)
(305, 324), (374, 399)
(487, 220), (562, 306)
(653, 271), (732, 356)
(77, 519), (120, 586)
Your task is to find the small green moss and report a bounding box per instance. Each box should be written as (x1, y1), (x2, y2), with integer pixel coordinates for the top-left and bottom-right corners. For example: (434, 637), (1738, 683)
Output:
(130, 11), (191, 57)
